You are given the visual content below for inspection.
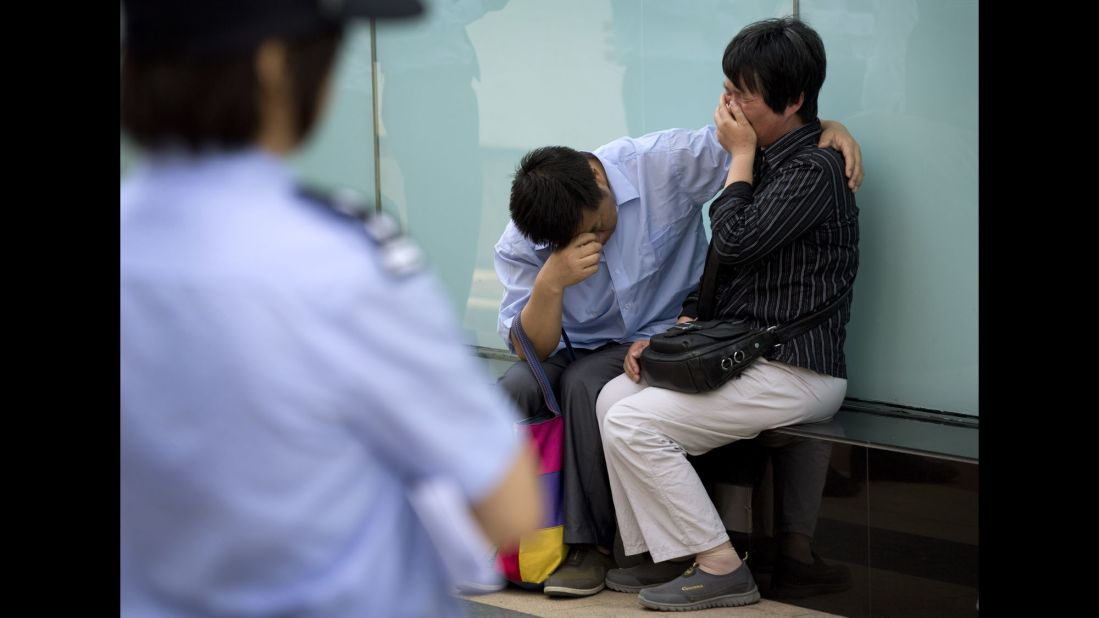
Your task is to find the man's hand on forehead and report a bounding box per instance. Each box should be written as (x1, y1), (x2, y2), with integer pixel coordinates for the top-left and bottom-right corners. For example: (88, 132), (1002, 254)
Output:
(540, 232), (602, 291)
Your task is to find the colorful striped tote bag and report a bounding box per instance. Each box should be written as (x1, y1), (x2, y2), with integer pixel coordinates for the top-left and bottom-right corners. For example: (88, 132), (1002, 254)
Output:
(494, 318), (572, 587)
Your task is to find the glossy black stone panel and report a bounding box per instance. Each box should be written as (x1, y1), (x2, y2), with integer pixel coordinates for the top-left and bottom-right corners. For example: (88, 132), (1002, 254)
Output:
(865, 449), (978, 616)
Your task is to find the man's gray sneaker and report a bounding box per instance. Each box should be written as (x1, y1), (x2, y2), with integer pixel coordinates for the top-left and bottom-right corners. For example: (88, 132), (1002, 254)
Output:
(605, 556), (694, 593)
(543, 545), (615, 597)
(637, 562), (760, 611)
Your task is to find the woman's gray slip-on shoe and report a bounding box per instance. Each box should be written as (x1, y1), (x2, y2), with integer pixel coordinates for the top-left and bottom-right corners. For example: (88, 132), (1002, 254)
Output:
(638, 562), (760, 611)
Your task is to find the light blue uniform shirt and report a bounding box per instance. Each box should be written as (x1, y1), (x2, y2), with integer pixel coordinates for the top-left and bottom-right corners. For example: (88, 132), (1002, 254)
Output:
(121, 150), (521, 618)
(494, 126), (732, 352)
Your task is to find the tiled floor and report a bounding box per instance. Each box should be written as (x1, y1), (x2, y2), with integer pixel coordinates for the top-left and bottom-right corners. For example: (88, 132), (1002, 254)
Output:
(461, 559), (979, 617)
(461, 587), (843, 617)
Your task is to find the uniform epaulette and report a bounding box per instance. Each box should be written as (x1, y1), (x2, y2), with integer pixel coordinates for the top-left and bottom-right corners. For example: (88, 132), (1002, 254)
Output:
(298, 185), (425, 277)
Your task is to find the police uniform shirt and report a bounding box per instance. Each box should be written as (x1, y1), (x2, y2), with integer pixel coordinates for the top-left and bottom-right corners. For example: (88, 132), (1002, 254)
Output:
(121, 149), (521, 617)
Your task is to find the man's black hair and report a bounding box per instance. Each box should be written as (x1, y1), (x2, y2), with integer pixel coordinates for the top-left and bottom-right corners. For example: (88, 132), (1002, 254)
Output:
(509, 146), (602, 251)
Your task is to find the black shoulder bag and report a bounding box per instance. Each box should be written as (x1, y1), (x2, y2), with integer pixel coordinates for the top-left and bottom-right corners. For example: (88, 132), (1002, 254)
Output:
(640, 245), (850, 394)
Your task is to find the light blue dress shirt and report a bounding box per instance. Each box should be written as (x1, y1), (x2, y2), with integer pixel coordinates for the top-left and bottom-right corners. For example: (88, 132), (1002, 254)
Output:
(494, 126), (732, 352)
(121, 150), (521, 617)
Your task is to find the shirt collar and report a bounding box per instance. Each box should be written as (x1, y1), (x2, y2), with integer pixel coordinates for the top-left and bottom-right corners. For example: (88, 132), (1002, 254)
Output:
(595, 152), (640, 207)
(760, 118), (823, 171)
(142, 147), (294, 188)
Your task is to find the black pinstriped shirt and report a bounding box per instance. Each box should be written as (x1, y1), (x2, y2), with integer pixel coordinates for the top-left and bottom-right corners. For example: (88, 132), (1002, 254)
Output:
(682, 119), (859, 379)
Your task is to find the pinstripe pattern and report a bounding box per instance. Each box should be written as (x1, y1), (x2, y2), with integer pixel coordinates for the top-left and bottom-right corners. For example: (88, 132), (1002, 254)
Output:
(694, 119), (858, 378)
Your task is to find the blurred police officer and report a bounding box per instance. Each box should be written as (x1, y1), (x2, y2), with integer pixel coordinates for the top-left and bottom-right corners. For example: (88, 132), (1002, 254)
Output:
(120, 1), (542, 616)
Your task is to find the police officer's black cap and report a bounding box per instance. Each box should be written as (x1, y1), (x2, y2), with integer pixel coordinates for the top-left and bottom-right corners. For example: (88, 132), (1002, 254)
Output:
(123, 0), (424, 56)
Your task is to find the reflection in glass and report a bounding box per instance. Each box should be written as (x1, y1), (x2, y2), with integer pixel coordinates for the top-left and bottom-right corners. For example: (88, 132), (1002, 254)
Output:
(379, 0), (510, 322)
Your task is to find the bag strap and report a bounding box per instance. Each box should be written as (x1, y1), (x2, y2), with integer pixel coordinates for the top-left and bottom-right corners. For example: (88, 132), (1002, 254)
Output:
(694, 242), (851, 344)
(695, 245), (722, 321)
(769, 287), (851, 343)
(510, 315), (575, 417)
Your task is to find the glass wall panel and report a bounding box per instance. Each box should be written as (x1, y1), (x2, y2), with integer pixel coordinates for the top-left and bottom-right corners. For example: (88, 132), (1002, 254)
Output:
(805, 0), (979, 414)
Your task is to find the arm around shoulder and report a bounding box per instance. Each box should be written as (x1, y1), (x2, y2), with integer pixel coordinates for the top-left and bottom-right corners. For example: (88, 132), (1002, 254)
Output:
(818, 119), (864, 191)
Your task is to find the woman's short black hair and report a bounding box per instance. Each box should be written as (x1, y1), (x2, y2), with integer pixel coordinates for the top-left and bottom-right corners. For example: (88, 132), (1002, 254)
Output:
(120, 29), (342, 152)
(721, 17), (826, 122)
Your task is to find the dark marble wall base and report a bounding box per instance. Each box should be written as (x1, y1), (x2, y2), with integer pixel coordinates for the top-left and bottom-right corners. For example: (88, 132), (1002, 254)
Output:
(768, 442), (978, 617)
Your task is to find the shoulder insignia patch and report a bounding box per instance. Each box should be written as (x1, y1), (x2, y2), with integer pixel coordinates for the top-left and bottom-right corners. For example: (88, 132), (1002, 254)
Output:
(298, 185), (425, 277)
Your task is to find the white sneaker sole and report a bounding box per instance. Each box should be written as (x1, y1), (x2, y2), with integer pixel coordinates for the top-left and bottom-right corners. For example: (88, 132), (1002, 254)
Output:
(543, 582), (605, 597)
